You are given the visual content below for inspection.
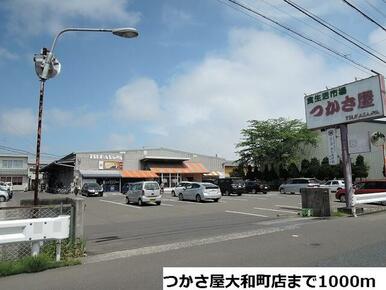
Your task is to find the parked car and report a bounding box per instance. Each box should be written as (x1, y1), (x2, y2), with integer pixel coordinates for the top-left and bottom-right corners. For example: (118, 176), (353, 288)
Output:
(121, 183), (134, 194)
(177, 182), (221, 202)
(125, 181), (162, 206)
(0, 181), (13, 193)
(245, 180), (269, 194)
(336, 180), (386, 203)
(81, 183), (104, 197)
(171, 181), (192, 197)
(0, 184), (12, 199)
(320, 179), (345, 193)
(215, 178), (245, 196)
(0, 188), (10, 202)
(279, 178), (320, 194)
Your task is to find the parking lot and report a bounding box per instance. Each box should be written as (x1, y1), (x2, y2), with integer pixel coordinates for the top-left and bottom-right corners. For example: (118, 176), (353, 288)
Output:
(7, 189), (384, 257)
(6, 190), (312, 255)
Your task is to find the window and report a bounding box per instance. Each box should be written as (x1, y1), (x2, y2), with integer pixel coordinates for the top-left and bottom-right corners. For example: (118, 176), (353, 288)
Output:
(144, 183), (159, 190)
(1, 160), (23, 168)
(13, 160), (23, 168)
(12, 176), (22, 185)
(192, 183), (200, 188)
(0, 176), (12, 182)
(2, 160), (12, 168)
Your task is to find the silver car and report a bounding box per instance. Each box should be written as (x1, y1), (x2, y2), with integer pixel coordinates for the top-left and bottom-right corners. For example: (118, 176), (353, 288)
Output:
(178, 182), (221, 202)
(171, 181), (192, 197)
(320, 180), (345, 193)
(0, 188), (10, 202)
(279, 178), (320, 194)
(126, 181), (162, 206)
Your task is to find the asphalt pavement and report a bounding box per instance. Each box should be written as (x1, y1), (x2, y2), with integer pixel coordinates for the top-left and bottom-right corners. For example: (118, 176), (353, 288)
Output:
(1, 191), (386, 289)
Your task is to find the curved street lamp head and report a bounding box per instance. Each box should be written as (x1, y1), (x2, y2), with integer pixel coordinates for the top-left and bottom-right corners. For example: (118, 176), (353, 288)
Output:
(112, 27), (139, 38)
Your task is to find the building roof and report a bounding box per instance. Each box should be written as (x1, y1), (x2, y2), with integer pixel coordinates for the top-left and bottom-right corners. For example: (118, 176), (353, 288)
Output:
(140, 156), (190, 162)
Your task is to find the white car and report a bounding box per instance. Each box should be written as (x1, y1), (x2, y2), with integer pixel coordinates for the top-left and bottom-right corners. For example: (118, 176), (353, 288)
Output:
(125, 181), (162, 206)
(177, 182), (221, 202)
(320, 180), (345, 193)
(279, 178), (320, 194)
(171, 181), (192, 197)
(0, 188), (10, 202)
(0, 181), (12, 192)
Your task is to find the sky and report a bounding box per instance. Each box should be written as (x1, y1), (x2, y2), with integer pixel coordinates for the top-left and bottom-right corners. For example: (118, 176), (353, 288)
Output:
(0, 0), (385, 162)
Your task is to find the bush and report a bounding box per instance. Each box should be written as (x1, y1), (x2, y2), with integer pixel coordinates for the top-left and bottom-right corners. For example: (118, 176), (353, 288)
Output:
(0, 254), (80, 277)
(42, 238), (85, 260)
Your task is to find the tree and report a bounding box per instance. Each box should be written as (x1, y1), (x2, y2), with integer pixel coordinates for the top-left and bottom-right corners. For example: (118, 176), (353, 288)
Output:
(279, 164), (289, 179)
(308, 158), (320, 178)
(319, 157), (332, 180)
(236, 118), (318, 173)
(287, 163), (300, 178)
(352, 155), (368, 180)
(300, 159), (310, 177)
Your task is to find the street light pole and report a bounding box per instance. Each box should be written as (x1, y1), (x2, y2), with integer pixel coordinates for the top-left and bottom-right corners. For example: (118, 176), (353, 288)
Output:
(33, 27), (138, 205)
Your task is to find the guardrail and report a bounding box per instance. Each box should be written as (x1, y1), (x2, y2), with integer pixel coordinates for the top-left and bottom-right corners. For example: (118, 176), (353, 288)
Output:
(353, 192), (386, 205)
(0, 215), (70, 261)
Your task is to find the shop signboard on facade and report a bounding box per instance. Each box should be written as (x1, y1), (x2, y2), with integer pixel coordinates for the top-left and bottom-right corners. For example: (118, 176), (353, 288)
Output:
(326, 128), (338, 165)
(305, 75), (386, 129)
(89, 153), (123, 161)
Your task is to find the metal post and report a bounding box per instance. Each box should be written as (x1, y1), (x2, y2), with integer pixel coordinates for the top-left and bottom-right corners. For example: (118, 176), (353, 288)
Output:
(31, 241), (40, 256)
(34, 80), (45, 206)
(339, 124), (355, 215)
(56, 240), (61, 261)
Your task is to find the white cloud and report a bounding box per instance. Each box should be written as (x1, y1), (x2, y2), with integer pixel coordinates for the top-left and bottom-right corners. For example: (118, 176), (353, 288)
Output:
(112, 28), (369, 159)
(0, 108), (35, 136)
(2, 0), (141, 36)
(113, 78), (161, 121)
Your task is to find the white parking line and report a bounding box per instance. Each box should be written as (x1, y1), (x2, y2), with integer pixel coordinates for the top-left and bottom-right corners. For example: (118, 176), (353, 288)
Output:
(275, 205), (301, 210)
(100, 199), (142, 209)
(225, 210), (268, 218)
(253, 207), (299, 214)
(160, 203), (174, 207)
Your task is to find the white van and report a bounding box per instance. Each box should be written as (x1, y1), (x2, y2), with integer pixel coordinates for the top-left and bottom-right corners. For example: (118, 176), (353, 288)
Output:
(125, 181), (162, 206)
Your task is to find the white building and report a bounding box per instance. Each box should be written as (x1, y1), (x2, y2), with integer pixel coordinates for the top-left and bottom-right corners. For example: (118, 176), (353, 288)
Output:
(0, 154), (29, 191)
(304, 120), (386, 179)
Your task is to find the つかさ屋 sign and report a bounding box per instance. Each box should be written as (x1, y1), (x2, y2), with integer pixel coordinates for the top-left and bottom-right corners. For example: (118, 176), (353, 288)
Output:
(305, 75), (386, 129)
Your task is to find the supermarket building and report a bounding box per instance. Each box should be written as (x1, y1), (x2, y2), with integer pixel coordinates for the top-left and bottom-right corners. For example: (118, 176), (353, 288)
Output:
(42, 148), (230, 192)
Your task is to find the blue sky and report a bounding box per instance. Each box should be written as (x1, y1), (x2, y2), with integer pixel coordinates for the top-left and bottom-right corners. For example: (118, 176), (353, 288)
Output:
(0, 0), (385, 161)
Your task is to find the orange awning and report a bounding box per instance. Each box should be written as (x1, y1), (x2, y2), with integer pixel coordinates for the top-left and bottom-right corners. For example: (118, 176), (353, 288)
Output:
(121, 170), (159, 178)
(149, 162), (209, 174)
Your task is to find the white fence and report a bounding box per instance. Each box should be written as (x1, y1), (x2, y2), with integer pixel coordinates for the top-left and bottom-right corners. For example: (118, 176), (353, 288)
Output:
(0, 215), (70, 260)
(353, 192), (386, 205)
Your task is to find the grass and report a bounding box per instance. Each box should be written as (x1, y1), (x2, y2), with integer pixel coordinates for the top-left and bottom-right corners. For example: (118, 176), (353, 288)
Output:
(0, 239), (85, 277)
(0, 255), (80, 277)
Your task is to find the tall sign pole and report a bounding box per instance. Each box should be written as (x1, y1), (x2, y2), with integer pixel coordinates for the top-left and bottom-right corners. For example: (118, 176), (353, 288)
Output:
(305, 74), (385, 217)
(339, 124), (354, 214)
(33, 80), (46, 205)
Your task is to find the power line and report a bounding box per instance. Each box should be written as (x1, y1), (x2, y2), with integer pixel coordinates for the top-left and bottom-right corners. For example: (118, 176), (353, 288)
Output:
(215, 0), (371, 75)
(364, 0), (386, 20)
(222, 0), (376, 74)
(283, 0), (386, 64)
(0, 144), (61, 158)
(342, 0), (386, 31)
(256, 0), (378, 64)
